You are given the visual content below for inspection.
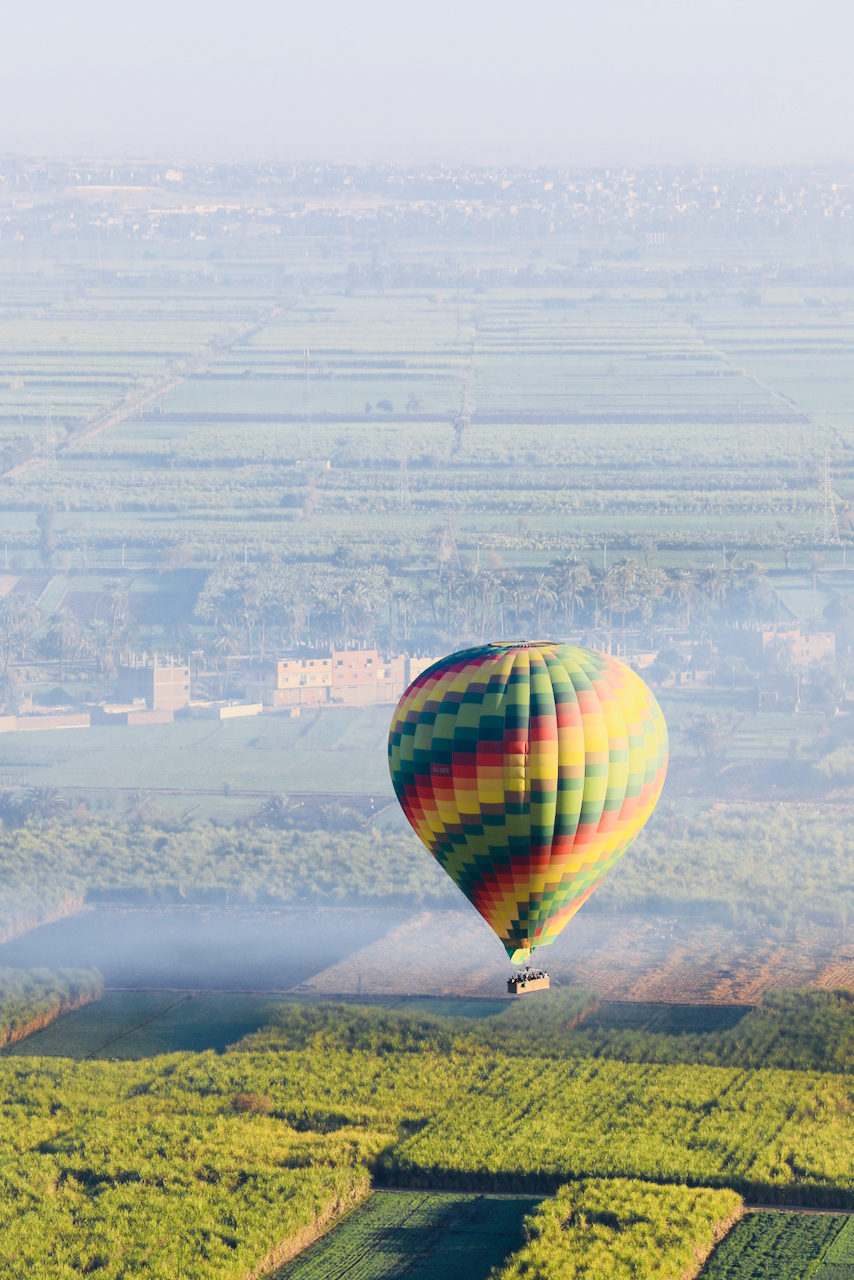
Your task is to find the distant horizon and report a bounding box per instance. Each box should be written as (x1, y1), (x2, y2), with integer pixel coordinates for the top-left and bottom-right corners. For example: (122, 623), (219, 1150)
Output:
(2, 157), (853, 173)
(2, 1), (852, 167)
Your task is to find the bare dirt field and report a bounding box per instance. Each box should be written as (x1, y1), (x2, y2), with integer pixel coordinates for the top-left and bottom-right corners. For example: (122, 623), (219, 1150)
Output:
(297, 910), (854, 1005)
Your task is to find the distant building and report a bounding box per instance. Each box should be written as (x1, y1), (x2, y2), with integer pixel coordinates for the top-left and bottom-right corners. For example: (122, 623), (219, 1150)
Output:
(247, 651), (332, 708)
(117, 656), (191, 711)
(726, 628), (835, 666)
(246, 650), (440, 708)
(332, 648), (378, 703)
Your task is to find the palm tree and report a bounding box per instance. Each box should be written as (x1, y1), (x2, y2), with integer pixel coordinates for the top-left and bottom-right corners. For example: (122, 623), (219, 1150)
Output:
(47, 608), (81, 679)
(398, 588), (423, 641)
(0, 592), (39, 675)
(341, 583), (373, 646)
(10, 623), (38, 666)
(667, 569), (699, 628)
(124, 790), (161, 824)
(592, 565), (620, 629)
(20, 785), (69, 822)
(504, 572), (525, 634)
(209, 626), (241, 697)
(738, 561), (772, 621)
(96, 579), (129, 637)
(241, 582), (262, 659)
(72, 625), (96, 677)
(250, 793), (300, 828)
(531, 574), (558, 633)
(701, 565), (728, 615)
(553, 557), (591, 626)
(614, 557), (639, 630)
(476, 573), (498, 636)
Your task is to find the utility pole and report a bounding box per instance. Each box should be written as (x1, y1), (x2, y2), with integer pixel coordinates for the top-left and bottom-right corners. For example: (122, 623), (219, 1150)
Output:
(41, 397), (56, 472)
(453, 361), (475, 451)
(302, 348), (313, 462)
(814, 448), (841, 545)
(398, 432), (412, 513)
(456, 256), (461, 344)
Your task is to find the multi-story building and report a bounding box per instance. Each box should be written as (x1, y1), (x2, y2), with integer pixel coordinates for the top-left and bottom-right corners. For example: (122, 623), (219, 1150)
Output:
(117, 656), (191, 711)
(331, 648), (379, 703)
(726, 627), (835, 666)
(247, 650), (441, 708)
(247, 651), (333, 708)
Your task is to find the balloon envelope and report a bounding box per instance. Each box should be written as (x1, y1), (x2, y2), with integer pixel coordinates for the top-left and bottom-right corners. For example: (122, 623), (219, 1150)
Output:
(388, 642), (668, 963)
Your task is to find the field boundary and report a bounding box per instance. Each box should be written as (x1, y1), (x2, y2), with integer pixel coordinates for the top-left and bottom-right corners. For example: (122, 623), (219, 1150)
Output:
(242, 1174), (370, 1280)
(0, 987), (102, 1049)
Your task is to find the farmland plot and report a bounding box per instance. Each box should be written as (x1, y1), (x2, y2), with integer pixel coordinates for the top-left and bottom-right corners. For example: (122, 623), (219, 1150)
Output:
(276, 1191), (541, 1280)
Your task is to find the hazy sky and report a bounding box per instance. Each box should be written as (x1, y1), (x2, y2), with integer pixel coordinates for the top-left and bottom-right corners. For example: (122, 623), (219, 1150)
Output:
(3, 0), (852, 165)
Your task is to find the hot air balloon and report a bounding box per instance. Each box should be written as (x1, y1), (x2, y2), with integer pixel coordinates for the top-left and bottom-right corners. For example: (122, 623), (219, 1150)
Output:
(388, 642), (668, 966)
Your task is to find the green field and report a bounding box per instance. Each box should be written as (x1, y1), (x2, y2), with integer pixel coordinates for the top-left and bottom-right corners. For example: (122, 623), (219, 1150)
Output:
(277, 1191), (541, 1280)
(2, 991), (510, 1060)
(704, 1211), (853, 1280)
(0, 706), (395, 813)
(4, 1002), (854, 1278)
(0, 965), (102, 1046)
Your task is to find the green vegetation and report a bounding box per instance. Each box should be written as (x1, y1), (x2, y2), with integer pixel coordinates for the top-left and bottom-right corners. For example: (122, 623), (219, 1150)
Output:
(22, 986), (854, 1072)
(6, 167), (854, 1278)
(6, 800), (854, 945)
(814, 1214), (854, 1278)
(0, 1045), (458, 1279)
(0, 707), (396, 808)
(539, 990), (854, 1073)
(246, 988), (854, 1075)
(2, 992), (510, 1062)
(278, 1191), (542, 1280)
(494, 1179), (742, 1280)
(594, 803), (854, 928)
(8, 993), (854, 1274)
(382, 1053), (854, 1203)
(0, 817), (451, 942)
(703, 1211), (847, 1280)
(0, 967), (102, 1046)
(2, 991), (287, 1060)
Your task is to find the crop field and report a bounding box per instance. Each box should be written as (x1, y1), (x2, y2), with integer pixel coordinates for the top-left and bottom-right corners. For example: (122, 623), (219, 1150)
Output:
(2, 990), (289, 1059)
(3, 990), (509, 1060)
(0, 704), (395, 802)
(277, 1191), (542, 1280)
(384, 1054), (854, 1203)
(6, 1010), (854, 1277)
(703, 1211), (852, 1280)
(0, 965), (102, 1046)
(494, 1180), (742, 1280)
(1, 196), (854, 591)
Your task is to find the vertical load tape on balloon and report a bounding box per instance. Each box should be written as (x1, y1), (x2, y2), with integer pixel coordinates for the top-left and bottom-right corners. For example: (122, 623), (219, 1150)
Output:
(388, 642), (668, 962)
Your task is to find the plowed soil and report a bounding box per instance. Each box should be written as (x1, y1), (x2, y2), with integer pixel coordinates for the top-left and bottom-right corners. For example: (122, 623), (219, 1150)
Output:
(297, 910), (854, 1005)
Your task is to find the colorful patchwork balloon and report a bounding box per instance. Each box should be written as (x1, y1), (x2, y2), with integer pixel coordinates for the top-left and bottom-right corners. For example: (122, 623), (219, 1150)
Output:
(388, 642), (668, 963)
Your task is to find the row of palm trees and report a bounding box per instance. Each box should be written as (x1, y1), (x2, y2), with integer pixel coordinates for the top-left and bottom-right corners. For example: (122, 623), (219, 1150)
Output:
(408, 554), (772, 641)
(0, 557), (775, 701)
(191, 555), (774, 671)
